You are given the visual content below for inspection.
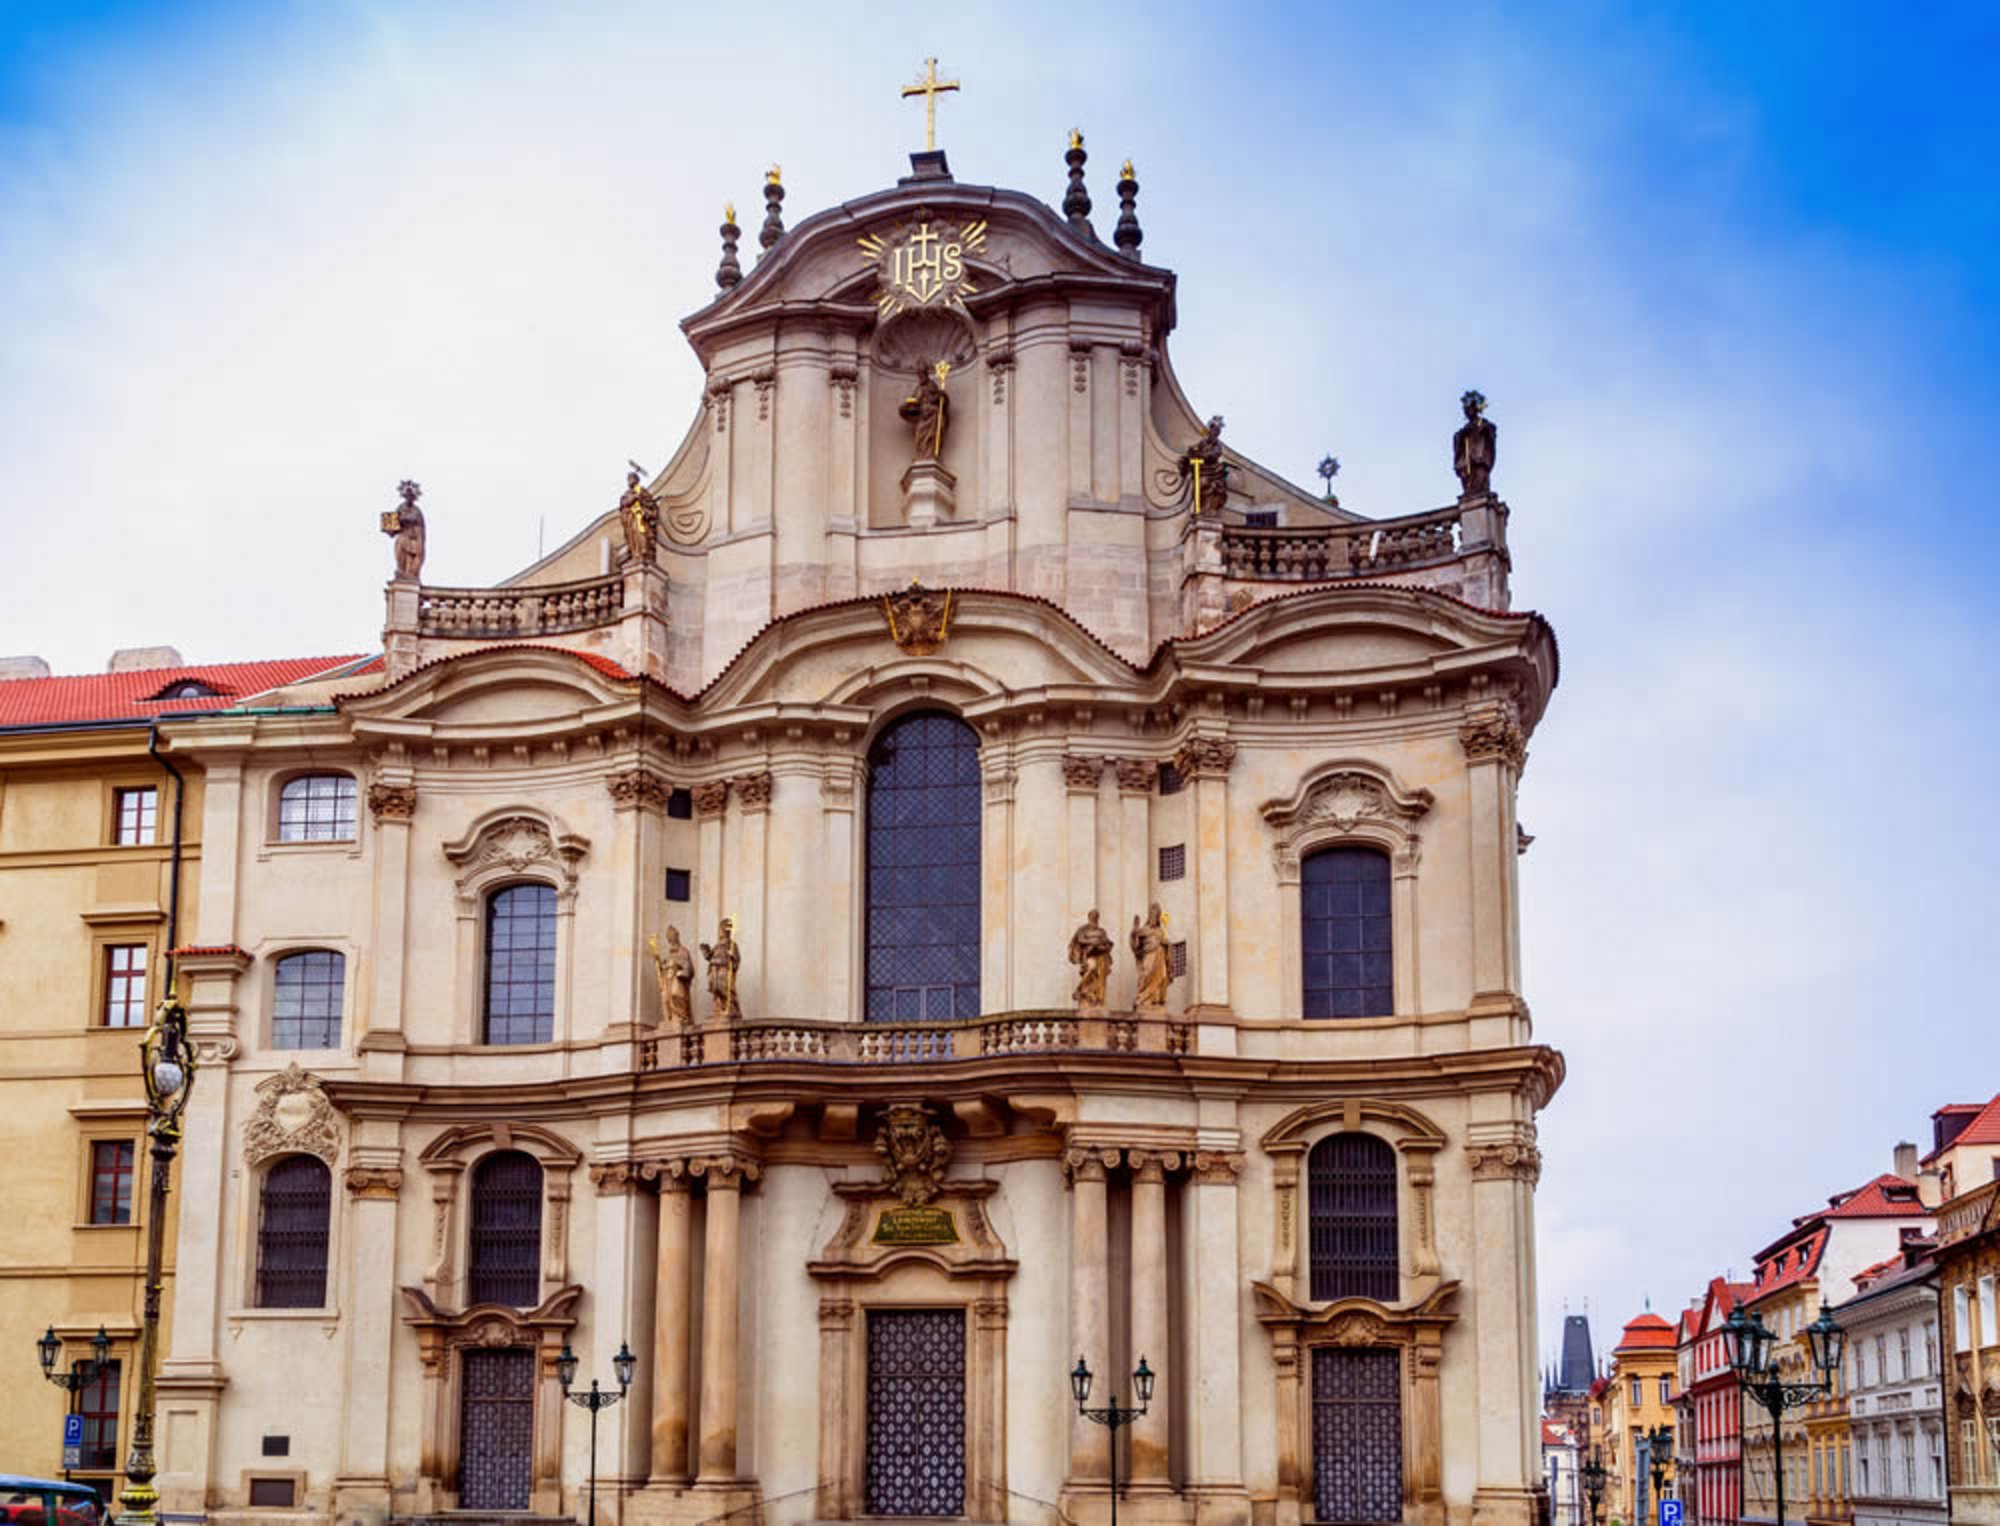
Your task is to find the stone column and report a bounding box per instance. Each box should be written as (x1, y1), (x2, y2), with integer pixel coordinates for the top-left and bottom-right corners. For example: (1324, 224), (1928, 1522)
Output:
(1128, 1150), (1178, 1486)
(1012, 742), (1068, 1008)
(1187, 1150), (1249, 1526)
(1459, 700), (1527, 1005)
(335, 1153), (403, 1512)
(980, 742), (1017, 1010)
(362, 778), (415, 1053)
(1067, 1146), (1114, 1484)
(648, 1170), (694, 1484)
(696, 1157), (756, 1484)
(1176, 735), (1237, 1015)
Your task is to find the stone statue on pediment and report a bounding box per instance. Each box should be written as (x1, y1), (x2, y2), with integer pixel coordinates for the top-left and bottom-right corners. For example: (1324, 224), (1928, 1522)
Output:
(1131, 902), (1171, 1011)
(1180, 416), (1229, 516)
(1068, 909), (1114, 1013)
(900, 360), (951, 462)
(381, 479), (426, 582)
(1453, 389), (1497, 499)
(649, 927), (695, 1028)
(618, 467), (661, 563)
(700, 917), (742, 1022)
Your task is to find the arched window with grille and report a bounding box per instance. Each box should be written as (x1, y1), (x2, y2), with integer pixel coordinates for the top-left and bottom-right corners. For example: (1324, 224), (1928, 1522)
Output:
(468, 1150), (543, 1306)
(1301, 846), (1393, 1019)
(864, 711), (981, 1022)
(1307, 1132), (1399, 1302)
(272, 950), (345, 1048)
(255, 1155), (332, 1308)
(484, 884), (556, 1044)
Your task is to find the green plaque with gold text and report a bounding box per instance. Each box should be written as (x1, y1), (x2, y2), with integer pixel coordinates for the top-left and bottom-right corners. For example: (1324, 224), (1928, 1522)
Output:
(872, 1206), (960, 1245)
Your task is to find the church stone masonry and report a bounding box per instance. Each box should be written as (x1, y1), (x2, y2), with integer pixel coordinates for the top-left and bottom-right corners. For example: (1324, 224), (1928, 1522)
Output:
(152, 124), (1559, 1526)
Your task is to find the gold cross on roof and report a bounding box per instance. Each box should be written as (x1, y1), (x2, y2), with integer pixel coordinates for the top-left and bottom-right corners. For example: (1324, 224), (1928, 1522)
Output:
(901, 57), (960, 152)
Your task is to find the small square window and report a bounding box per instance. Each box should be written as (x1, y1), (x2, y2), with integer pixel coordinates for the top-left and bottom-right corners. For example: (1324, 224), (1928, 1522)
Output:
(1157, 761), (1182, 795)
(1241, 510), (1279, 529)
(90, 1140), (136, 1225)
(114, 787), (158, 845)
(1158, 844), (1186, 882)
(247, 1478), (297, 1508)
(1168, 940), (1188, 979)
(667, 788), (693, 819)
(261, 1435), (291, 1457)
(665, 868), (691, 902)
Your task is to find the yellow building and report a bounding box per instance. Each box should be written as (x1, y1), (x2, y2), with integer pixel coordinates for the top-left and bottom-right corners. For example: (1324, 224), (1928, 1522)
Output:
(1603, 1311), (1679, 1525)
(0, 651), (357, 1507)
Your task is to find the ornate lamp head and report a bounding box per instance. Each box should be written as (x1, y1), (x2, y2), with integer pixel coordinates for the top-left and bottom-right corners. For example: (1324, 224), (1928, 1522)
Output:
(1133, 1355), (1155, 1404)
(36, 1325), (59, 1376)
(141, 991), (196, 1138)
(1070, 1356), (1092, 1405)
(614, 1340), (637, 1391)
(556, 1343), (579, 1392)
(1806, 1303), (1847, 1379)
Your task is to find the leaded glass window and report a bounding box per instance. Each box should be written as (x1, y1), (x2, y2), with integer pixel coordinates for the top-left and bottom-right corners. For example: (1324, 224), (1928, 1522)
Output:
(1307, 1131), (1398, 1302)
(277, 773), (357, 841)
(272, 950), (344, 1048)
(1301, 847), (1392, 1018)
(484, 884), (556, 1044)
(256, 1155), (331, 1308)
(865, 712), (981, 1022)
(469, 1150), (543, 1306)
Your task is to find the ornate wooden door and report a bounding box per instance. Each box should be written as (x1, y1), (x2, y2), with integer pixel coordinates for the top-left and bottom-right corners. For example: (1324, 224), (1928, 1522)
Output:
(1311, 1347), (1404, 1524)
(864, 1308), (966, 1515)
(459, 1347), (535, 1511)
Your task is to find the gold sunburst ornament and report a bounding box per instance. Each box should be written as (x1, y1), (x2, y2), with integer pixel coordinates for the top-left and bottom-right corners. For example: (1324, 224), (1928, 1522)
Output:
(857, 218), (989, 317)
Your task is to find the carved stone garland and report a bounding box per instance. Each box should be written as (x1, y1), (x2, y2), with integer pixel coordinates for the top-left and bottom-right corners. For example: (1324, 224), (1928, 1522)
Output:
(442, 809), (590, 913)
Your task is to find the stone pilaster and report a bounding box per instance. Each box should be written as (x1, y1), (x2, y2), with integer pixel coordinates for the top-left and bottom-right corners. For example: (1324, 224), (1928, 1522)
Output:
(648, 1168), (693, 1484)
(1065, 1146), (1116, 1486)
(334, 1142), (403, 1516)
(1175, 735), (1237, 1015)
(1459, 698), (1528, 1028)
(693, 1155), (759, 1486)
(1187, 1149), (1250, 1526)
(1127, 1149), (1180, 1488)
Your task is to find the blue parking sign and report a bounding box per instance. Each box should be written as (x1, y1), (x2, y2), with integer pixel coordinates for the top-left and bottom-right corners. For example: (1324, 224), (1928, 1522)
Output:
(62, 1412), (84, 1469)
(1660, 1502), (1683, 1526)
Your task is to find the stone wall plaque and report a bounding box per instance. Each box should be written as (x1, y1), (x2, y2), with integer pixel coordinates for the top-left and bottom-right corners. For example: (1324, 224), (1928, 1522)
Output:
(872, 1206), (960, 1246)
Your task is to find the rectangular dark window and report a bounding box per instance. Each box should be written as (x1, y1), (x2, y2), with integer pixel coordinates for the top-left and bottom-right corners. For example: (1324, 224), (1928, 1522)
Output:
(1158, 844), (1186, 881)
(103, 944), (148, 1027)
(1241, 510), (1279, 529)
(1157, 761), (1183, 795)
(78, 1359), (121, 1471)
(247, 1479), (297, 1508)
(256, 1157), (331, 1308)
(114, 787), (158, 845)
(667, 787), (693, 819)
(90, 1140), (136, 1225)
(262, 1435), (291, 1457)
(1301, 847), (1394, 1019)
(665, 868), (691, 902)
(1169, 940), (1188, 978)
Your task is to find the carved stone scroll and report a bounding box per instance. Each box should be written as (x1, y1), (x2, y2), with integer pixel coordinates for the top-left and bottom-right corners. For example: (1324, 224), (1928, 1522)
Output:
(242, 1063), (341, 1169)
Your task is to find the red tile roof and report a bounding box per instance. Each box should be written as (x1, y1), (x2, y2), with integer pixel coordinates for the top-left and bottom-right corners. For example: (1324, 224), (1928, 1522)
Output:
(1616, 1311), (1677, 1351)
(1942, 1095), (2000, 1149)
(1822, 1173), (1929, 1220)
(1750, 1228), (1827, 1297)
(332, 644), (633, 704)
(0, 656), (368, 728)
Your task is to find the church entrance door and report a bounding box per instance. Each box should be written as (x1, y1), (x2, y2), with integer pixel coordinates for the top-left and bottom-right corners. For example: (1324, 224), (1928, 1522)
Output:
(459, 1347), (536, 1511)
(1310, 1347), (1404, 1524)
(864, 1308), (966, 1516)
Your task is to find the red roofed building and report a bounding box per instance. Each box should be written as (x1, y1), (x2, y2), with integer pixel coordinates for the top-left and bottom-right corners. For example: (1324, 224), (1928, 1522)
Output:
(1680, 1278), (1755, 1526)
(1601, 1310), (1680, 1525)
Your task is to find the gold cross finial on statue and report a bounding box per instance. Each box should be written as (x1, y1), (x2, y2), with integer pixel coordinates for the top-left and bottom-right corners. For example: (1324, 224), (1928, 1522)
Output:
(901, 57), (960, 151)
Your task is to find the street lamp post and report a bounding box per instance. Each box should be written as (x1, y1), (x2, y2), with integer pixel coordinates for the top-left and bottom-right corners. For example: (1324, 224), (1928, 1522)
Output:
(38, 1325), (113, 1482)
(115, 990), (197, 1526)
(1646, 1423), (1675, 1525)
(1724, 1303), (1845, 1526)
(1583, 1449), (1608, 1526)
(1071, 1355), (1156, 1526)
(558, 1341), (636, 1526)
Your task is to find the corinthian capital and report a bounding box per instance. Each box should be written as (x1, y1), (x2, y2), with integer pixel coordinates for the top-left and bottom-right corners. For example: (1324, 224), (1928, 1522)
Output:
(1458, 699), (1527, 770)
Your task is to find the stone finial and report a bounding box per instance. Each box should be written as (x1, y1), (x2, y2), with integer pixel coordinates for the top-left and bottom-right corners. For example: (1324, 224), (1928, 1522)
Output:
(1063, 129), (1093, 236)
(1113, 158), (1142, 258)
(759, 166), (785, 256)
(1317, 453), (1341, 507)
(716, 204), (743, 291)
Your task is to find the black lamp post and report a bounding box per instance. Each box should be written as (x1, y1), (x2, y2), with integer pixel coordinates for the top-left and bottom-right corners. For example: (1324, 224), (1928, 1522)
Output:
(1582, 1449), (1607, 1526)
(1645, 1423), (1674, 1526)
(1724, 1302), (1844, 1526)
(1071, 1354), (1155, 1526)
(558, 1340), (636, 1526)
(38, 1325), (113, 1481)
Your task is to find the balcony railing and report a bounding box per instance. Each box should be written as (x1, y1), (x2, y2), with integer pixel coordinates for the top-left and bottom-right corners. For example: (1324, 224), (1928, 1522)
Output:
(417, 573), (624, 639)
(1219, 504), (1465, 582)
(636, 1010), (1192, 1070)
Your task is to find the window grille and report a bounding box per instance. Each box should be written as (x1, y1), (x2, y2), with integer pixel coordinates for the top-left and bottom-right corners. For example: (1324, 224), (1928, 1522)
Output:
(1159, 843), (1186, 881)
(78, 1358), (121, 1471)
(1306, 1131), (1398, 1302)
(484, 884), (556, 1044)
(277, 774), (357, 841)
(103, 944), (148, 1027)
(469, 1151), (543, 1306)
(114, 787), (157, 845)
(864, 1308), (966, 1515)
(1168, 939), (1188, 978)
(1157, 761), (1182, 795)
(864, 712), (981, 1022)
(256, 1155), (331, 1308)
(90, 1139), (136, 1225)
(1241, 510), (1279, 529)
(1301, 847), (1393, 1018)
(665, 868), (691, 902)
(272, 950), (344, 1048)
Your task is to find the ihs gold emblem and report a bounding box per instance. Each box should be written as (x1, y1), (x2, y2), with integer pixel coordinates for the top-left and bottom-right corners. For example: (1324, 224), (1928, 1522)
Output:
(858, 218), (988, 317)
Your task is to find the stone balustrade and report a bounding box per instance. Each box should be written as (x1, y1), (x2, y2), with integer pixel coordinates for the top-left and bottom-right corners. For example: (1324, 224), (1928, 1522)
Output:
(1220, 503), (1465, 581)
(637, 1009), (1191, 1070)
(417, 573), (624, 639)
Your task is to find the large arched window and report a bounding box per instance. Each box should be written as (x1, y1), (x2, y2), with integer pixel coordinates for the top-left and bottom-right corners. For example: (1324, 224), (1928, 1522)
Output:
(865, 711), (981, 1022)
(255, 1155), (332, 1308)
(1301, 846), (1393, 1019)
(1307, 1132), (1398, 1302)
(468, 1150), (543, 1306)
(484, 884), (556, 1044)
(272, 950), (345, 1048)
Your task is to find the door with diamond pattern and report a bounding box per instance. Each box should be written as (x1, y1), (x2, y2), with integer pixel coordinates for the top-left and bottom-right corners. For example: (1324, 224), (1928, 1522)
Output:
(865, 1308), (966, 1515)
(1311, 1347), (1404, 1524)
(459, 1347), (535, 1511)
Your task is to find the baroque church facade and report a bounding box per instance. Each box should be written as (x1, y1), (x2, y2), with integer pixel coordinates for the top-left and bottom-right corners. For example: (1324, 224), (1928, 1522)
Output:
(150, 126), (1560, 1526)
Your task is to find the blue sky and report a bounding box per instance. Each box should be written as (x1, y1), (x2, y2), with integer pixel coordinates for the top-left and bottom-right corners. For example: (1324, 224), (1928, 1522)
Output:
(3, 0), (1996, 1364)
